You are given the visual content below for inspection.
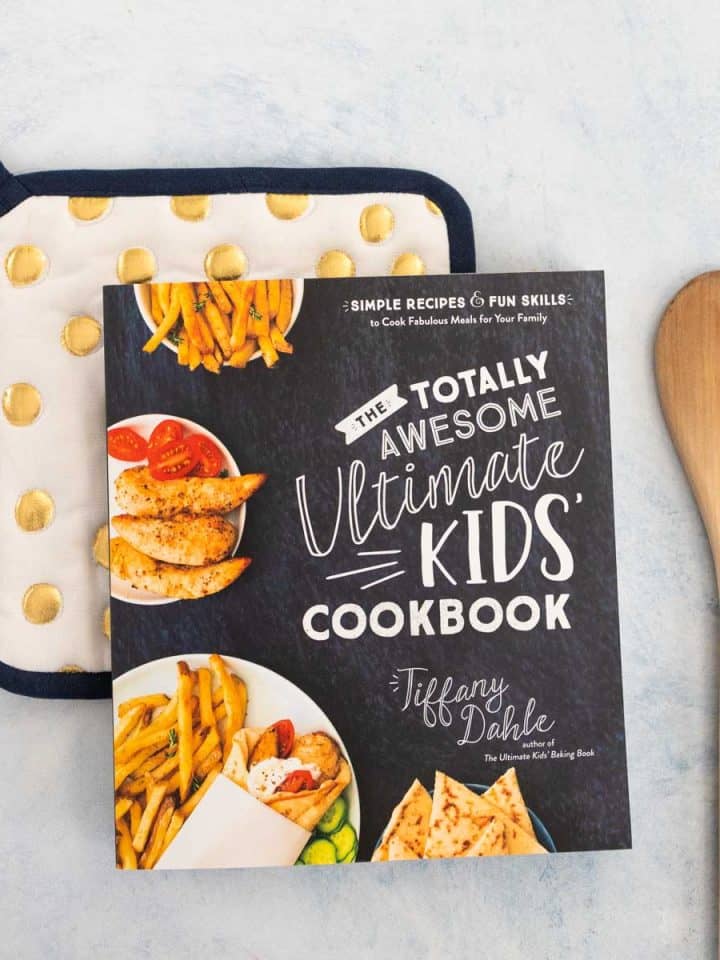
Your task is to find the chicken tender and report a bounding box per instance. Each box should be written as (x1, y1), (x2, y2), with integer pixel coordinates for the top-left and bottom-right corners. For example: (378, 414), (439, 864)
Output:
(290, 732), (341, 782)
(111, 514), (236, 566)
(115, 467), (266, 519)
(110, 537), (251, 599)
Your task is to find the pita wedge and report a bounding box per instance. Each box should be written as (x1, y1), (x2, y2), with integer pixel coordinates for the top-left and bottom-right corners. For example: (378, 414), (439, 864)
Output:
(387, 835), (421, 861)
(481, 767), (536, 839)
(461, 817), (507, 857)
(424, 773), (547, 859)
(371, 778), (432, 862)
(223, 727), (351, 832)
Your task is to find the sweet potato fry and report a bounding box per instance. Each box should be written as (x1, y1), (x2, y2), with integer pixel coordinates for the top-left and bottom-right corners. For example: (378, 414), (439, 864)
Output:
(267, 279), (281, 319)
(251, 281), (270, 338)
(204, 300), (232, 358)
(177, 662), (195, 802)
(143, 285), (182, 353)
(227, 280), (256, 350)
(228, 339), (257, 368)
(258, 335), (279, 368)
(270, 324), (294, 355)
(275, 279), (293, 333)
(207, 280), (233, 315)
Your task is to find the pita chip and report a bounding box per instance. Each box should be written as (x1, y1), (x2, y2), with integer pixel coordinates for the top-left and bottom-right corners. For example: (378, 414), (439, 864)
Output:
(462, 817), (507, 857)
(371, 778), (432, 862)
(424, 773), (547, 859)
(481, 767), (536, 838)
(387, 835), (421, 861)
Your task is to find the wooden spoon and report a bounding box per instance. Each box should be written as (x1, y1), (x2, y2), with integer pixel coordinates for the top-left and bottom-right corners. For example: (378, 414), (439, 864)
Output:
(656, 271), (720, 570)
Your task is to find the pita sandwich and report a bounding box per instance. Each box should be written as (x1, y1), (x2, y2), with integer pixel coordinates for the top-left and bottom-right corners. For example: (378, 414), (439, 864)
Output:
(481, 767), (536, 838)
(461, 817), (507, 857)
(424, 773), (547, 859)
(387, 835), (421, 861)
(371, 779), (432, 862)
(223, 727), (351, 832)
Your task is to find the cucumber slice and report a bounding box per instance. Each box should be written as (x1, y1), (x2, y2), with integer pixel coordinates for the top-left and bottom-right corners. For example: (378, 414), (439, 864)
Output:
(339, 843), (358, 864)
(329, 822), (357, 861)
(316, 796), (348, 835)
(301, 838), (337, 866)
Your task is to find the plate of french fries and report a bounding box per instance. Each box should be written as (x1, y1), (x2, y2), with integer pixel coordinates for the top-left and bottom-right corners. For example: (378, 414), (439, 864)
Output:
(113, 653), (360, 870)
(136, 278), (303, 373)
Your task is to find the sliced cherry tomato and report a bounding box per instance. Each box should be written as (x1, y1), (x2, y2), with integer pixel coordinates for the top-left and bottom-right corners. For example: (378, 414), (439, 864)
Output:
(107, 427), (148, 462)
(273, 719), (295, 758)
(277, 769), (316, 794)
(147, 419), (184, 455)
(148, 438), (200, 480)
(188, 433), (225, 478)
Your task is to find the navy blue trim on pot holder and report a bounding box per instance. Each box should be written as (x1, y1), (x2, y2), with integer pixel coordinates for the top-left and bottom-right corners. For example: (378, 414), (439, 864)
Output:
(0, 162), (476, 699)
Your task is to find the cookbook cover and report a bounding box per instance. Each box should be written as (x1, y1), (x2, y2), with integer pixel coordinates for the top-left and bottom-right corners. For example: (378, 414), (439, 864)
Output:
(104, 271), (630, 870)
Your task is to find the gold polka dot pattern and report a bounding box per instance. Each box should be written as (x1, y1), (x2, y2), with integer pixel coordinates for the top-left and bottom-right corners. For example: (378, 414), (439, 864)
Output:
(265, 194), (310, 220)
(316, 250), (356, 278)
(170, 195), (211, 222)
(391, 252), (426, 276)
(2, 382), (42, 426)
(15, 489), (55, 532)
(5, 244), (48, 286)
(22, 583), (63, 624)
(68, 197), (112, 222)
(117, 247), (157, 283)
(359, 204), (394, 243)
(61, 315), (102, 357)
(204, 244), (248, 280)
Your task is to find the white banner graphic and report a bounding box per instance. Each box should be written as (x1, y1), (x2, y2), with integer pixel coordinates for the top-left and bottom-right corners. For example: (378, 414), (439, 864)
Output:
(334, 384), (408, 444)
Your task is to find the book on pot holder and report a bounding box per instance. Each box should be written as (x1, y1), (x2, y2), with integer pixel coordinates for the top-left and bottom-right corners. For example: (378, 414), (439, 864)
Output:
(104, 271), (630, 870)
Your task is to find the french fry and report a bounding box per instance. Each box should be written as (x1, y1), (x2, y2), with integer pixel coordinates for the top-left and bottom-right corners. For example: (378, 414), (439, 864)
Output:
(194, 281), (210, 306)
(267, 279), (281, 319)
(178, 283), (207, 354)
(118, 694), (170, 718)
(160, 811), (184, 857)
(132, 780), (167, 853)
(258, 335), (279, 369)
(275, 279), (293, 333)
(143, 285), (182, 353)
(139, 797), (175, 870)
(207, 280), (233, 315)
(115, 697), (179, 764)
(178, 765), (220, 818)
(204, 300), (232, 358)
(228, 340), (257, 368)
(129, 801), (142, 838)
(113, 704), (145, 750)
(116, 819), (137, 870)
(115, 744), (164, 790)
(150, 285), (164, 325)
(227, 280), (256, 350)
(188, 340), (202, 371)
(270, 324), (294, 355)
(157, 282), (171, 314)
(209, 655), (247, 759)
(177, 330), (189, 366)
(196, 311), (216, 354)
(195, 747), (222, 779)
(198, 668), (216, 729)
(251, 281), (270, 337)
(115, 797), (133, 822)
(177, 662), (194, 802)
(202, 353), (222, 374)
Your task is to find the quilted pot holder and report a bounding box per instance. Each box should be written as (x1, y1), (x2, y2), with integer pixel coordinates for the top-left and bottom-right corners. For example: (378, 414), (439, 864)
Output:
(0, 162), (475, 698)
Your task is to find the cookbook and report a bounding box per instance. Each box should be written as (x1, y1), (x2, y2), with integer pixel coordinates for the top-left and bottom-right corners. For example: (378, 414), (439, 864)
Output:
(103, 271), (631, 869)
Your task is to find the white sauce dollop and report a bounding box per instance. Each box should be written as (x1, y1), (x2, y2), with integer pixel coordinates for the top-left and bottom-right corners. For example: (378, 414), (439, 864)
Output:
(247, 757), (321, 800)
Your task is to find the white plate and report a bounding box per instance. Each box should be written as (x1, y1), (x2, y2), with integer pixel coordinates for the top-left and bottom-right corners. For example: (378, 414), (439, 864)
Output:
(107, 414), (245, 606)
(114, 653), (361, 849)
(135, 279), (304, 363)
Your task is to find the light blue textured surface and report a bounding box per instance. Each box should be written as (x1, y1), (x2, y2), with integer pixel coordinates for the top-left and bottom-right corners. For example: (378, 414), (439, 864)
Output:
(1, 1), (718, 956)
